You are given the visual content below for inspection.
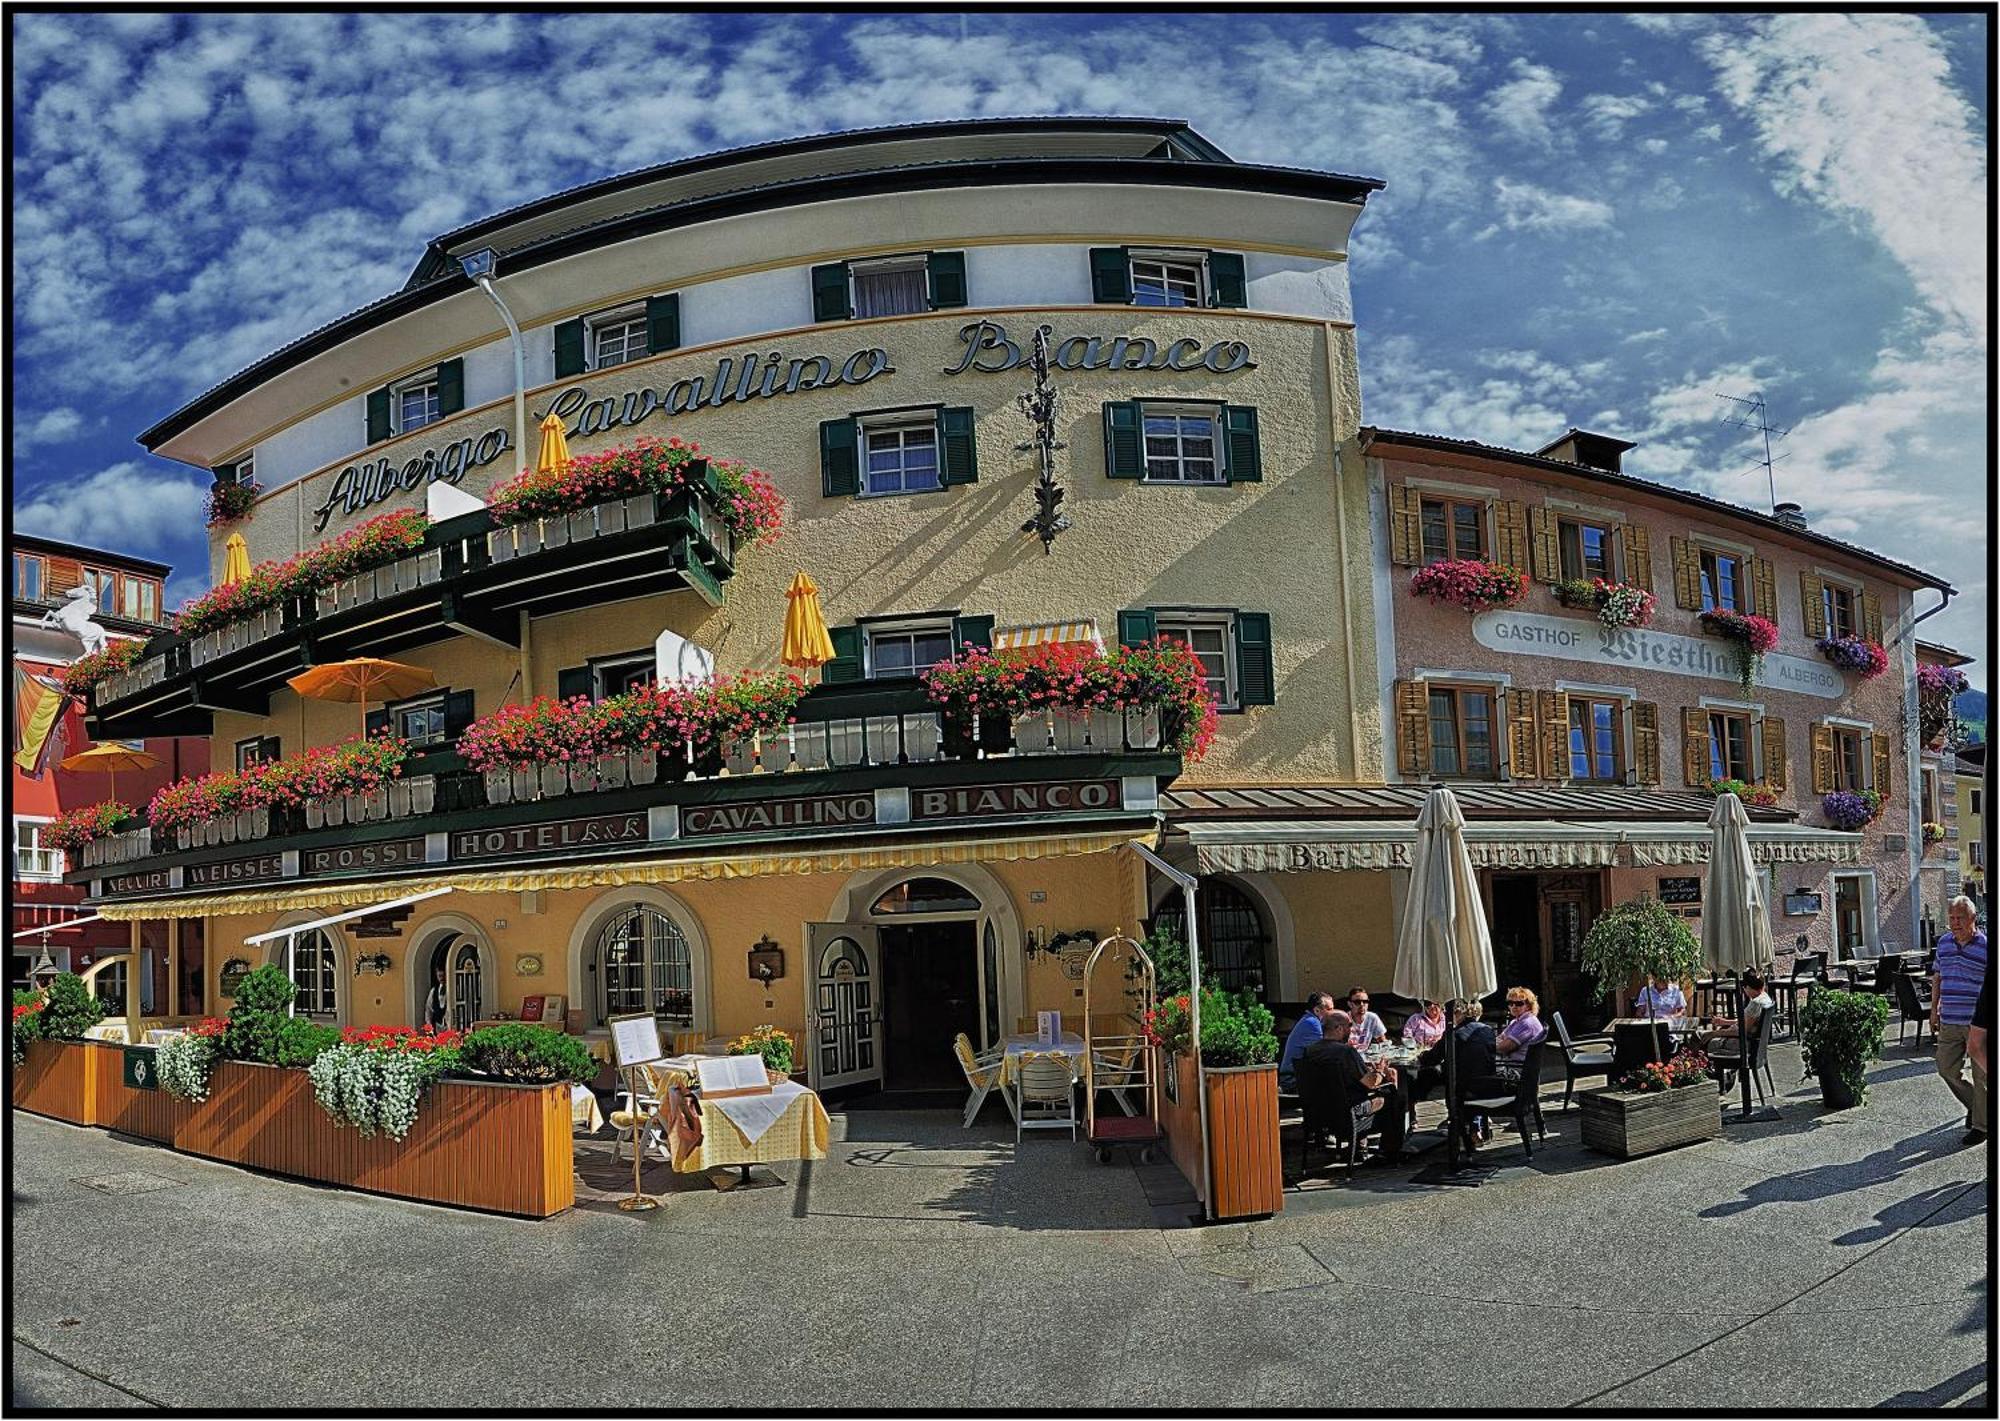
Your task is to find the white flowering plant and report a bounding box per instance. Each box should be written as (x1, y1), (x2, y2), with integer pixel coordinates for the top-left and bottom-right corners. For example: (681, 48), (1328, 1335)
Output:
(307, 1027), (462, 1142)
(156, 1022), (227, 1101)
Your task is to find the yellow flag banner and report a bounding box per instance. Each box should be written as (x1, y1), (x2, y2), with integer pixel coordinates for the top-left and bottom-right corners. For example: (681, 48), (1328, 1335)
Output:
(13, 665), (69, 774)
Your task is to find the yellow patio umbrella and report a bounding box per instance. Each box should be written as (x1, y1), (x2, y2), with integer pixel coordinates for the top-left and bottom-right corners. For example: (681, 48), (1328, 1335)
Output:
(535, 412), (571, 474)
(781, 571), (837, 677)
(221, 533), (252, 586)
(60, 742), (163, 805)
(288, 658), (437, 739)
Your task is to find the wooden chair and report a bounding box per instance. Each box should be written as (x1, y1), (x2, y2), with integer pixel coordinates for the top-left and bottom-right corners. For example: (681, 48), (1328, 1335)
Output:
(953, 1033), (1013, 1128)
(1551, 1011), (1615, 1110)
(609, 1063), (673, 1162)
(1013, 1050), (1078, 1143)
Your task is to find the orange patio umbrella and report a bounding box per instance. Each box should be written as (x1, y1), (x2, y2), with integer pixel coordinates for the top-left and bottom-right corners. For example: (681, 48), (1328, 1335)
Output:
(220, 533), (252, 586)
(60, 742), (163, 804)
(781, 571), (836, 678)
(288, 658), (437, 739)
(535, 412), (571, 473)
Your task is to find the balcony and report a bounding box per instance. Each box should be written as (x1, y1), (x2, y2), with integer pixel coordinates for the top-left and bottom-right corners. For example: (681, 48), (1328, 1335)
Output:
(68, 681), (1182, 903)
(86, 481), (738, 739)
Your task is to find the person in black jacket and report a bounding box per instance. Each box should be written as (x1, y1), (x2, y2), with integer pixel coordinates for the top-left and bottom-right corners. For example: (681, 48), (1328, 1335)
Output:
(1296, 1010), (1406, 1164)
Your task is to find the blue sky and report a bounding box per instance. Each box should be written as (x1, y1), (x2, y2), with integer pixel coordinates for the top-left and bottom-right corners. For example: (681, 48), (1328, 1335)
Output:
(10, 11), (1990, 680)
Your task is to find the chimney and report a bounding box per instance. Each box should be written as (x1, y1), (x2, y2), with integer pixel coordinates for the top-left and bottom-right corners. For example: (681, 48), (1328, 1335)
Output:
(1772, 502), (1808, 531)
(1534, 428), (1637, 475)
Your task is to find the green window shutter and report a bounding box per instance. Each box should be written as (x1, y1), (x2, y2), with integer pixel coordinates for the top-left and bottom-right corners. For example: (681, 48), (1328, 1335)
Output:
(364, 707), (391, 738)
(435, 358), (465, 417)
(939, 407), (978, 485)
(443, 688), (476, 738)
(823, 625), (863, 684)
(819, 418), (859, 498)
(1089, 247), (1131, 304)
(557, 666), (593, 703)
(1208, 252), (1247, 308)
(1233, 612), (1275, 706)
(646, 294), (681, 354)
(554, 319), (586, 377)
(1102, 402), (1145, 479)
(366, 387), (393, 444)
(811, 263), (851, 322)
(927, 251), (967, 309)
(1222, 405), (1262, 483)
(1117, 609), (1157, 647)
(952, 614), (995, 657)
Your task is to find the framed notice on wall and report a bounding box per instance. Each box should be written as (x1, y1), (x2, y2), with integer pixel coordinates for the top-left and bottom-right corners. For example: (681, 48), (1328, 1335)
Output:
(1659, 877), (1702, 907)
(608, 1012), (664, 1069)
(1783, 891), (1824, 916)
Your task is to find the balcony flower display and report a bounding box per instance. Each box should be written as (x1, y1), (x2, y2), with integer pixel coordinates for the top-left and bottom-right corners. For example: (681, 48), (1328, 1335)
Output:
(1553, 577), (1657, 631)
(146, 771), (253, 835)
(457, 672), (808, 777)
(174, 508), (430, 639)
(1409, 558), (1529, 614)
(43, 801), (137, 855)
(1922, 821), (1947, 846)
(920, 639), (1219, 761)
(1822, 789), (1884, 832)
(252, 735), (410, 809)
(1918, 664), (1969, 747)
(1698, 608), (1780, 694)
(485, 435), (785, 549)
(1705, 778), (1780, 809)
(205, 478), (263, 527)
(1815, 634), (1890, 680)
(457, 695), (598, 770)
(59, 639), (146, 698)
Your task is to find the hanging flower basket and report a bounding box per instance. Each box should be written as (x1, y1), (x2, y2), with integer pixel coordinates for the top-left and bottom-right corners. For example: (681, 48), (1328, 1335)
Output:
(1922, 821), (1947, 846)
(1698, 609), (1779, 694)
(1822, 789), (1883, 832)
(205, 479), (263, 527)
(1705, 778), (1780, 809)
(1409, 559), (1529, 614)
(1815, 635), (1889, 680)
(1553, 577), (1656, 631)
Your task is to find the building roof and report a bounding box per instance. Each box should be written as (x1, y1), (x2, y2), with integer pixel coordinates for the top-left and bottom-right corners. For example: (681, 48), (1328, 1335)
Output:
(1359, 427), (1953, 592)
(137, 117), (1383, 453)
(1163, 783), (1795, 823)
(1917, 640), (1976, 668)
(10, 531), (172, 579)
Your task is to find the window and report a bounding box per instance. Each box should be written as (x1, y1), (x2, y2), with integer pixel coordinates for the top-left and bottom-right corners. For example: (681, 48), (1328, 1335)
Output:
(1831, 725), (1868, 792)
(1151, 878), (1270, 997)
(1156, 615), (1235, 708)
(589, 310), (649, 370)
(1559, 519), (1616, 582)
(1832, 874), (1869, 954)
(871, 878), (982, 914)
(287, 929), (339, 1018)
(1428, 684), (1499, 779)
(1823, 581), (1857, 640)
(1568, 697), (1626, 781)
(13, 820), (61, 879)
(1708, 710), (1753, 782)
(396, 378), (441, 434)
(235, 737), (279, 773)
(1142, 408), (1222, 484)
(13, 552), (44, 602)
(866, 622), (956, 680)
(595, 905), (694, 1025)
(1419, 497), (1487, 564)
(83, 567), (117, 609)
(1699, 549), (1744, 613)
(1922, 766), (1940, 823)
(390, 692), (448, 747)
(120, 577), (158, 623)
(1974, 789), (1984, 817)
(862, 420), (941, 496)
(850, 256), (931, 319)
(594, 655), (656, 699)
(1130, 253), (1205, 307)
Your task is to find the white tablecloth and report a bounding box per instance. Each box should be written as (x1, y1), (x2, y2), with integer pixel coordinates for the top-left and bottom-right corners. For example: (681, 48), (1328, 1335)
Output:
(999, 1032), (1087, 1086)
(708, 1080), (810, 1146)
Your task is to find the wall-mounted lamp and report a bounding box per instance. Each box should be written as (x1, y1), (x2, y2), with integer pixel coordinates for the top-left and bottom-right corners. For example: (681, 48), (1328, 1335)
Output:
(1026, 927), (1096, 963)
(747, 935), (785, 987)
(353, 952), (392, 977)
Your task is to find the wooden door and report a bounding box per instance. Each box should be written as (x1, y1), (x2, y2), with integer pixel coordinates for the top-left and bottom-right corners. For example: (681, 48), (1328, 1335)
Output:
(804, 923), (883, 1092)
(1541, 873), (1605, 1028)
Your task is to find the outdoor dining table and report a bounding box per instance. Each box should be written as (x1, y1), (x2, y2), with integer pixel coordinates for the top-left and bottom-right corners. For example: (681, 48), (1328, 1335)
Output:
(1362, 1042), (1422, 1132)
(657, 1067), (830, 1188)
(1608, 1017), (1679, 1075)
(998, 1031), (1089, 1086)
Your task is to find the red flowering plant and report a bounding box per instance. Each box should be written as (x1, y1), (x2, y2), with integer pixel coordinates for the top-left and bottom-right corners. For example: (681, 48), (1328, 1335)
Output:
(485, 435), (786, 549)
(1705, 778), (1781, 809)
(146, 771), (252, 834)
(252, 735), (410, 808)
(1553, 577), (1657, 631)
(339, 1024), (465, 1054)
(456, 695), (601, 770)
(681, 671), (810, 756)
(1698, 609), (1780, 694)
(1815, 635), (1890, 680)
(1618, 1046), (1710, 1093)
(43, 801), (137, 855)
(205, 478), (262, 526)
(188, 1017), (229, 1039)
(921, 639), (1218, 761)
(1409, 559), (1529, 614)
(1143, 994), (1194, 1053)
(59, 639), (147, 698)
(175, 508), (430, 639)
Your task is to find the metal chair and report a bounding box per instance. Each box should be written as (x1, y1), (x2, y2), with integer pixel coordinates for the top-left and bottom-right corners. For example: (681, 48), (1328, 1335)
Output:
(953, 1032), (1013, 1128)
(1551, 1011), (1615, 1110)
(1461, 1040), (1549, 1160)
(1013, 1050), (1078, 1143)
(1892, 972), (1934, 1049)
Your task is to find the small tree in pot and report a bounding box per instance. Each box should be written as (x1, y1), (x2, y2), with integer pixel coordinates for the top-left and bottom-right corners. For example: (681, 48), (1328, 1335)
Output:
(1580, 899), (1704, 1036)
(1799, 988), (1888, 1110)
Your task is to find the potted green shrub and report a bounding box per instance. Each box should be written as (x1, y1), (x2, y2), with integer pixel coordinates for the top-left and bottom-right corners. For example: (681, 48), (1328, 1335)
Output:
(1799, 988), (1889, 1110)
(1580, 898), (1703, 1034)
(37, 972), (108, 1041)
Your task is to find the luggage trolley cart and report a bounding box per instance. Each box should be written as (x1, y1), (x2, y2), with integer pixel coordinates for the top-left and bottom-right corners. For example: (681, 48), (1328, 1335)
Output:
(1081, 931), (1164, 1165)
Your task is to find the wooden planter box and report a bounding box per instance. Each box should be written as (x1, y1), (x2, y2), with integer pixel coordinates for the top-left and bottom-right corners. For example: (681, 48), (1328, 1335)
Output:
(11, 1039), (107, 1126)
(1157, 1050), (1284, 1220)
(1579, 1083), (1722, 1158)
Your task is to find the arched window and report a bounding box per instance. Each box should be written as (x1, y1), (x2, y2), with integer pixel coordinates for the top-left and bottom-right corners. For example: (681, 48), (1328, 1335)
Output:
(595, 905), (694, 1026)
(1152, 878), (1271, 998)
(288, 928), (340, 1018)
(870, 877), (981, 915)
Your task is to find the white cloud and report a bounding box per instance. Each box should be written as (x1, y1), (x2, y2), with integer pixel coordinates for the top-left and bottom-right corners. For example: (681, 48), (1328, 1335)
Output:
(1362, 334), (1585, 451)
(1484, 60), (1563, 147)
(1623, 327), (1670, 344)
(1480, 178), (1617, 236)
(12, 407), (87, 457)
(13, 462), (209, 553)
(1580, 93), (1652, 140)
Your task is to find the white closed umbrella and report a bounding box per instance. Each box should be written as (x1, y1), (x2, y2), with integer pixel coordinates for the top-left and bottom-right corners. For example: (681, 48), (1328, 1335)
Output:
(1393, 785), (1499, 1168)
(1702, 791), (1776, 1119)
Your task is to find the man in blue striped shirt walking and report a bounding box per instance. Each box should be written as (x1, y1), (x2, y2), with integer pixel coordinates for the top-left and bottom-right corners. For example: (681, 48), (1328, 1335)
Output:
(1932, 896), (1989, 1146)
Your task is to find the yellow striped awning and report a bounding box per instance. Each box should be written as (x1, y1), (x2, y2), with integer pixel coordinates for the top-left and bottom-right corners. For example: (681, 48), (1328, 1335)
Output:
(990, 620), (1103, 653)
(92, 828), (1159, 921)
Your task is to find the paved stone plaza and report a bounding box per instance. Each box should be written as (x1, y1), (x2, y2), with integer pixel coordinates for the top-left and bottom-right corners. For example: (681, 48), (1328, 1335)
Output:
(9, 1034), (1988, 1411)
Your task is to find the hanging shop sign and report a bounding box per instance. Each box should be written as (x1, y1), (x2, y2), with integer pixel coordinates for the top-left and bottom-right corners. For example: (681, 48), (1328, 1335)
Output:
(1471, 610), (1845, 699)
(451, 813), (650, 862)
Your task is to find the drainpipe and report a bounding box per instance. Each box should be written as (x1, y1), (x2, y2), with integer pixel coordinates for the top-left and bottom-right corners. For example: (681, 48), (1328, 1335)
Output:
(1131, 840), (1209, 1220)
(1905, 586), (1956, 950)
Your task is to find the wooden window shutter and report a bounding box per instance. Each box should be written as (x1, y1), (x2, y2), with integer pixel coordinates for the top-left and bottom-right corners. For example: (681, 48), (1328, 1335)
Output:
(1798, 572), (1826, 639)
(1208, 251), (1247, 308)
(1748, 555), (1778, 620)
(366, 386), (393, 444)
(1506, 689), (1540, 781)
(1538, 690), (1569, 781)
(1620, 523), (1652, 592)
(435, 358), (465, 417)
(1089, 247), (1131, 304)
(646, 294), (681, 354)
(926, 251), (967, 310)
(1388, 484), (1423, 567)
(444, 689), (477, 738)
(1761, 716), (1787, 793)
(952, 614), (995, 657)
(1859, 589), (1884, 645)
(1669, 537), (1703, 610)
(1221, 406), (1262, 483)
(1633, 702), (1661, 785)
(1683, 707), (1711, 787)
(823, 625), (863, 684)
(557, 666), (593, 703)
(819, 418), (858, 498)
(1810, 722), (1836, 795)
(1527, 506), (1560, 583)
(811, 263), (851, 322)
(1495, 501), (1530, 575)
(1102, 402), (1145, 479)
(1117, 609), (1157, 647)
(1233, 612), (1274, 705)
(938, 407), (978, 485)
(1395, 679), (1430, 776)
(553, 319), (586, 378)
(1870, 733), (1891, 798)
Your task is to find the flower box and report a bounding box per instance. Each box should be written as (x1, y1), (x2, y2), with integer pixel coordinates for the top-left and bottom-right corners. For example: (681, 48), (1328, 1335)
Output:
(1578, 1082), (1722, 1158)
(597, 753), (628, 790)
(323, 796), (347, 827)
(630, 747), (660, 785)
(11, 1038), (105, 1126)
(511, 765), (537, 803)
(568, 760), (599, 794)
(484, 767), (514, 805)
(1816, 635), (1889, 680)
(1158, 1051), (1284, 1220)
(1410, 559), (1529, 614)
(305, 800), (326, 830)
(539, 763), (567, 799)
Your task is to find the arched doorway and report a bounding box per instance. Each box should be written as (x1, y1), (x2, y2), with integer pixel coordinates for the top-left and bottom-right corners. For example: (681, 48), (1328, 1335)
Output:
(262, 915), (346, 1024)
(868, 876), (985, 1091)
(408, 916), (497, 1031)
(1150, 876), (1274, 1000)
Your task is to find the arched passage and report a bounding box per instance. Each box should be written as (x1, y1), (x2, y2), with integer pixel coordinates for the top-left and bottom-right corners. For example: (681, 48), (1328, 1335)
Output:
(407, 913), (498, 1030)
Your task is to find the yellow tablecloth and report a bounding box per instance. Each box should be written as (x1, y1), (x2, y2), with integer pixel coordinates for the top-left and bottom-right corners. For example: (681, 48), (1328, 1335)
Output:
(665, 1080), (830, 1174)
(571, 1085), (605, 1133)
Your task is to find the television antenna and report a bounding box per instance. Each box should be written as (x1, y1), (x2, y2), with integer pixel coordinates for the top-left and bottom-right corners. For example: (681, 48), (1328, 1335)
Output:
(1715, 391), (1790, 511)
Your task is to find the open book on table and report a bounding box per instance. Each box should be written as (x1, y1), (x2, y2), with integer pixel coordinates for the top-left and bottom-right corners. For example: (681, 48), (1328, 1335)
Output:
(695, 1054), (774, 1099)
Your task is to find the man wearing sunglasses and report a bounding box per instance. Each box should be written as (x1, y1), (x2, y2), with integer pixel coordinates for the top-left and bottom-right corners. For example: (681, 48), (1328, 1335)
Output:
(1345, 988), (1388, 1050)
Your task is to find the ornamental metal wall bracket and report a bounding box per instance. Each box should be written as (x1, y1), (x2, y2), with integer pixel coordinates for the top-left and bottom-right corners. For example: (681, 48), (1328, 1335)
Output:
(1014, 324), (1070, 554)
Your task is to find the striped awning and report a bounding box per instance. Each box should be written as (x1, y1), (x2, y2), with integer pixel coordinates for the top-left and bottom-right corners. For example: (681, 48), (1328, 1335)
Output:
(990, 620), (1103, 653)
(92, 827), (1157, 921)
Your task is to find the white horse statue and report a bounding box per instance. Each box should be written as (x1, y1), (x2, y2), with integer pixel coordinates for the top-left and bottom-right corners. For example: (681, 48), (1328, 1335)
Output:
(42, 585), (109, 657)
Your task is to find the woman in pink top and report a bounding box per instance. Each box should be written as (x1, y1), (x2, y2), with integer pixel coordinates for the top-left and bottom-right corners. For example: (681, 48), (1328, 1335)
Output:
(1402, 999), (1446, 1049)
(1493, 987), (1546, 1079)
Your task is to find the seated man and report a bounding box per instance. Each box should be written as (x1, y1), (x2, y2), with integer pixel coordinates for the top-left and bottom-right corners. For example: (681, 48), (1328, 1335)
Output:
(1345, 988), (1388, 1049)
(1297, 1010), (1405, 1164)
(1278, 991), (1337, 1092)
(1633, 974), (1687, 1023)
(1700, 971), (1773, 1055)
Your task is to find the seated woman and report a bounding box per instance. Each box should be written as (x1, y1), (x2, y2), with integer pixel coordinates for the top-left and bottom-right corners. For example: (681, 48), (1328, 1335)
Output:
(1492, 987), (1547, 1079)
(1632, 974), (1687, 1023)
(1402, 998), (1446, 1050)
(1699, 971), (1773, 1055)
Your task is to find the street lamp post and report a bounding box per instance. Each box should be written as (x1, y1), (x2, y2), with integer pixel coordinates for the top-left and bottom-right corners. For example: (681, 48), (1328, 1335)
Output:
(459, 248), (528, 472)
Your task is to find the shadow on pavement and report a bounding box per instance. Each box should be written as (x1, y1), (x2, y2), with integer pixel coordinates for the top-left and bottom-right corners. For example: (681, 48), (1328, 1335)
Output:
(1696, 1125), (1969, 1220)
(1875, 1360), (1988, 1408)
